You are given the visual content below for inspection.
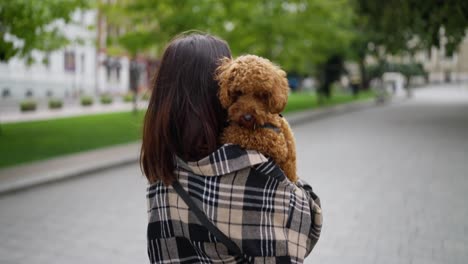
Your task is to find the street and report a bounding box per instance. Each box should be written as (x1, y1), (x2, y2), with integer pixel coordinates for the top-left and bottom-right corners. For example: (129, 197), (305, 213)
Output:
(303, 85), (468, 264)
(1, 85), (468, 264)
(0, 164), (148, 264)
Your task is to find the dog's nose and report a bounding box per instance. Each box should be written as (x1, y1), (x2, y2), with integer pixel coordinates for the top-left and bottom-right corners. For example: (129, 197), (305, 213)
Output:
(239, 114), (256, 129)
(243, 114), (253, 121)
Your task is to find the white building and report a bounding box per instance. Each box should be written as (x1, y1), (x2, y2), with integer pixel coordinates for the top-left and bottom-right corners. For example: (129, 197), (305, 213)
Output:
(420, 35), (468, 83)
(0, 10), (130, 100)
(390, 31), (468, 83)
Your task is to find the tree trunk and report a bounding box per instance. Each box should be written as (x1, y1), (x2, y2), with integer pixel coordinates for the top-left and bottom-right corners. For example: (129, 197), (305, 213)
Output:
(358, 57), (368, 90)
(129, 59), (139, 115)
(405, 76), (413, 98)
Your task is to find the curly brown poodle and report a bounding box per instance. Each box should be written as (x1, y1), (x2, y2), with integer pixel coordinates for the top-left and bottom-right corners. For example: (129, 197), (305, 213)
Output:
(216, 55), (297, 182)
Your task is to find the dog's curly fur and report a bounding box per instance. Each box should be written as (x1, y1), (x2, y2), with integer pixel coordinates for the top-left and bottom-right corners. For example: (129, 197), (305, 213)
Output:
(216, 55), (297, 182)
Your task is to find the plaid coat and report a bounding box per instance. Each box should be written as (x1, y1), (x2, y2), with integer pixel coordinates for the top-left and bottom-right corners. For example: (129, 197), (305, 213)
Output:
(147, 144), (322, 263)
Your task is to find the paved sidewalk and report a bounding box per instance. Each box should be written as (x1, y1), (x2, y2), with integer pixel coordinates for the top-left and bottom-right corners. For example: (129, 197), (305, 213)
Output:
(0, 98), (379, 195)
(0, 142), (140, 194)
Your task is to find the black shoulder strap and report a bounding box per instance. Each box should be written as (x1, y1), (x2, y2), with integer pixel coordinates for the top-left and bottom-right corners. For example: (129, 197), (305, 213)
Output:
(171, 179), (249, 262)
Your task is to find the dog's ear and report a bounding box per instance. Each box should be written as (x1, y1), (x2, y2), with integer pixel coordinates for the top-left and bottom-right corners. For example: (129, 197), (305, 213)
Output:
(269, 68), (289, 113)
(216, 57), (234, 108)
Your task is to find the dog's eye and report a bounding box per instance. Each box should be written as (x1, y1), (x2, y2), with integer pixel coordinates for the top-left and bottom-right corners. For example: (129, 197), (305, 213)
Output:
(255, 92), (269, 101)
(231, 90), (242, 100)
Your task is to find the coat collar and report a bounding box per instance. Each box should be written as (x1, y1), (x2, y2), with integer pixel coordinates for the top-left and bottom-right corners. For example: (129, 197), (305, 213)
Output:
(175, 144), (267, 176)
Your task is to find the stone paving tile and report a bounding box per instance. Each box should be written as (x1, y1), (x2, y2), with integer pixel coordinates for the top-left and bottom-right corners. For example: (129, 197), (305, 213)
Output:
(0, 85), (467, 263)
(303, 85), (468, 263)
(0, 165), (148, 264)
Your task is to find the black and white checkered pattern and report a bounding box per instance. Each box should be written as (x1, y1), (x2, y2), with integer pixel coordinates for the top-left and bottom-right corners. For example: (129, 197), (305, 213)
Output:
(147, 144), (322, 263)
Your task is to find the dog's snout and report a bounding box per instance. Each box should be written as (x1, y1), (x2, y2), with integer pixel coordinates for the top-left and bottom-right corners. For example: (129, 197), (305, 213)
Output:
(239, 114), (256, 129)
(243, 114), (253, 121)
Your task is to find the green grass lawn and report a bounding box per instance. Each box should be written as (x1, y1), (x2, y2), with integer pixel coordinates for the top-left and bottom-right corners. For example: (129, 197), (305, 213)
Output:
(0, 111), (144, 168)
(284, 89), (375, 113)
(0, 90), (374, 168)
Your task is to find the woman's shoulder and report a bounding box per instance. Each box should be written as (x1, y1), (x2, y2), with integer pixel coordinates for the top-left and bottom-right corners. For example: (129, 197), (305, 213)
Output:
(175, 143), (266, 176)
(177, 144), (293, 184)
(145, 144), (296, 199)
(251, 157), (290, 183)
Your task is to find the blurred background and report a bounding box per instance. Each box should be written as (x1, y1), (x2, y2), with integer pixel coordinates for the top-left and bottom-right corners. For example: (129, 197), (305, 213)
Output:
(0, 0), (467, 263)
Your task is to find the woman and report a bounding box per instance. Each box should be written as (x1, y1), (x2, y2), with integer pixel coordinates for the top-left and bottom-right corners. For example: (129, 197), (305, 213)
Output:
(141, 32), (322, 263)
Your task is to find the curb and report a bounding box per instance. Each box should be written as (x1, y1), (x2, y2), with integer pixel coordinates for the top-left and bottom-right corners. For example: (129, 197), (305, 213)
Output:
(0, 142), (141, 196)
(0, 157), (137, 196)
(0, 97), (390, 195)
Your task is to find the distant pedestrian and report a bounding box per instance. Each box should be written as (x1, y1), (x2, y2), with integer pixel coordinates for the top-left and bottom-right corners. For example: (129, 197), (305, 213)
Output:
(288, 74), (299, 92)
(140, 32), (322, 263)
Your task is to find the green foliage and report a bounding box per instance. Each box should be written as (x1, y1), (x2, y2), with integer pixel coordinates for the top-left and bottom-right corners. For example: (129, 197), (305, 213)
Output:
(141, 91), (151, 101)
(48, 99), (63, 109)
(123, 92), (135, 102)
(366, 61), (427, 80)
(80, 96), (94, 106)
(365, 63), (385, 81)
(0, 0), (89, 62)
(100, 94), (113, 104)
(102, 0), (354, 74)
(317, 54), (346, 98)
(354, 0), (468, 56)
(347, 0), (467, 90)
(20, 100), (37, 112)
(387, 63), (426, 79)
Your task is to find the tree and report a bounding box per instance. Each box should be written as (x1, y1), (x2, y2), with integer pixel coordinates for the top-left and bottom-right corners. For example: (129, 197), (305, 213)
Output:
(348, 0), (413, 90)
(0, 0), (89, 63)
(356, 0), (468, 56)
(102, 0), (355, 75)
(317, 54), (345, 101)
(349, 0), (468, 90)
(0, 0), (88, 135)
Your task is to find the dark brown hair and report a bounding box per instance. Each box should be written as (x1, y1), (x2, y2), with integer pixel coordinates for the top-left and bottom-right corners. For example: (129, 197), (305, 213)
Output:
(140, 33), (231, 184)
